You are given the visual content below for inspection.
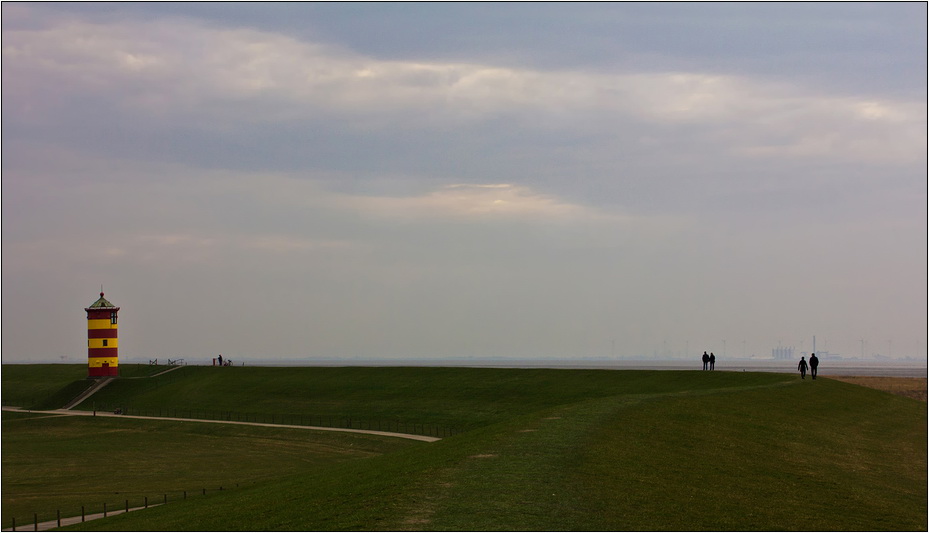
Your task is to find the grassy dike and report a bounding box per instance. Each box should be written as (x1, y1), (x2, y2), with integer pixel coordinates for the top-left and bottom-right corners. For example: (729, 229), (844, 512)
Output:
(2, 365), (926, 531)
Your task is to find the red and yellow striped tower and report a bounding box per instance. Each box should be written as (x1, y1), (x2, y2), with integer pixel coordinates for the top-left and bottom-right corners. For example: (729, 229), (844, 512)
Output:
(85, 291), (119, 377)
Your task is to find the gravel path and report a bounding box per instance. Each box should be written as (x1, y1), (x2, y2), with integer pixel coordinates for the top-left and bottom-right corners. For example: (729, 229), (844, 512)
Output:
(1, 406), (441, 442)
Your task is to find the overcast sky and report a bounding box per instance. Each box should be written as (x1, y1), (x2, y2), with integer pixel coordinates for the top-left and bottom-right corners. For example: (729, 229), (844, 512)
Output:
(2, 2), (926, 364)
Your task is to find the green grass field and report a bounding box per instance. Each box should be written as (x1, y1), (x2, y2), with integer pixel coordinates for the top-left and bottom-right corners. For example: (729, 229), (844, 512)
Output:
(2, 365), (925, 531)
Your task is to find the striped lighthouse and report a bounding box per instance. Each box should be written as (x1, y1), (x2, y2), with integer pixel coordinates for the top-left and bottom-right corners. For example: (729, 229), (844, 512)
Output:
(85, 291), (119, 377)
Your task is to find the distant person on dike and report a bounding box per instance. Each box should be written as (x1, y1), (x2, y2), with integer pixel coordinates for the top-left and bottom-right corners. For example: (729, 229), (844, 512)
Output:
(798, 356), (808, 379)
(218, 354), (223, 367)
(809, 353), (819, 379)
(702, 351), (710, 370)
(709, 352), (716, 370)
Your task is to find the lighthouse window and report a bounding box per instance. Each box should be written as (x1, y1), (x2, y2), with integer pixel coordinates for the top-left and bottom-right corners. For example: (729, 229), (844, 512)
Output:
(102, 339), (108, 347)
(110, 312), (117, 325)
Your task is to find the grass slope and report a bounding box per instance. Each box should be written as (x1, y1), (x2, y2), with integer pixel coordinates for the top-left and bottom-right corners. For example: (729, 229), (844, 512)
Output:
(1, 365), (88, 408)
(2, 410), (419, 523)
(1, 364), (177, 410)
(3, 366), (925, 531)
(70, 366), (777, 431)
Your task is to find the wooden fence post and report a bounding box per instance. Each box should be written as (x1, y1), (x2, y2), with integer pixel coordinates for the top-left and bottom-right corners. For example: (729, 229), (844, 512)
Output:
(104, 503), (107, 517)
(57, 510), (60, 528)
(82, 506), (85, 522)
(33, 513), (37, 531)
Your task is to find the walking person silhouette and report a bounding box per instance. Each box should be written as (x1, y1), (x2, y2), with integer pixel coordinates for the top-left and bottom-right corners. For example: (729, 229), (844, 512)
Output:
(809, 353), (819, 379)
(798, 356), (808, 379)
(702, 351), (709, 370)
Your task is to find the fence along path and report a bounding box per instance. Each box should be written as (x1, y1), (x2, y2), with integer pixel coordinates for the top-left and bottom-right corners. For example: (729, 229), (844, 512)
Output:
(1, 406), (441, 442)
(2, 504), (163, 532)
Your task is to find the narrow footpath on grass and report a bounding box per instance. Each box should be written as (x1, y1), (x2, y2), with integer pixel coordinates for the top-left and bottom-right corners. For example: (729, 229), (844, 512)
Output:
(1, 504), (162, 532)
(0, 406), (440, 443)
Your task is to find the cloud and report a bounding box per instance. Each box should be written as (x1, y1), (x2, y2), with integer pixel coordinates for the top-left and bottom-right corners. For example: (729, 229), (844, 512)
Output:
(0, 230), (359, 275)
(1, 154), (656, 278)
(3, 12), (923, 167)
(329, 183), (616, 221)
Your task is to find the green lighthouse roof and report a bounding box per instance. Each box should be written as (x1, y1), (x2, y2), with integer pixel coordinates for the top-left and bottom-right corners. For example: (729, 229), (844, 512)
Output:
(86, 292), (118, 309)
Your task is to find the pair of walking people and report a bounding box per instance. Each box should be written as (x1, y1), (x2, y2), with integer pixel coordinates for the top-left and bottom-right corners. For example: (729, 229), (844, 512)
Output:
(701, 351), (716, 371)
(798, 353), (819, 379)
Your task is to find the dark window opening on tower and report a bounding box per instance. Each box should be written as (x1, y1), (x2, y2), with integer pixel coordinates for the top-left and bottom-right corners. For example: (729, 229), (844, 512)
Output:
(110, 312), (117, 325)
(102, 339), (108, 347)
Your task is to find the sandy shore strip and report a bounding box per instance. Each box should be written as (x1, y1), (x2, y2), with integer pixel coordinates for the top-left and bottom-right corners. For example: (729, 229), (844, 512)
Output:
(828, 376), (927, 401)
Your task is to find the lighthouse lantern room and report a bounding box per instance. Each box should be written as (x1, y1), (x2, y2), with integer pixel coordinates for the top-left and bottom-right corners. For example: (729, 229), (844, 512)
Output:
(85, 292), (119, 377)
